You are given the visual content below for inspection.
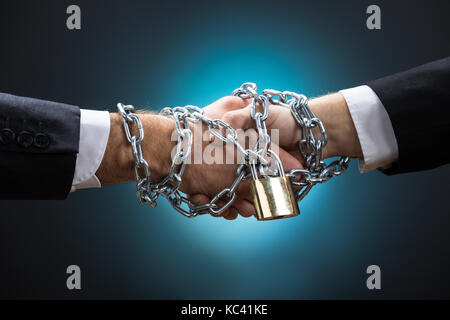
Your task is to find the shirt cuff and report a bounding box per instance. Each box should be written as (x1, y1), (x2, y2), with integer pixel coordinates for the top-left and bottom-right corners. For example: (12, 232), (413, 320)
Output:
(339, 85), (399, 173)
(71, 109), (110, 191)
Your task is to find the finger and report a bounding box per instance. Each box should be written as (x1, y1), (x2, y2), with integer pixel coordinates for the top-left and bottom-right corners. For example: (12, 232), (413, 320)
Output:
(239, 188), (256, 205)
(236, 180), (257, 204)
(188, 194), (223, 218)
(222, 207), (239, 220)
(221, 104), (254, 130)
(188, 194), (210, 205)
(205, 199), (234, 219)
(221, 96), (251, 110)
(276, 147), (305, 193)
(288, 149), (306, 167)
(232, 199), (255, 218)
(203, 96), (249, 116)
(277, 145), (304, 171)
(217, 199), (236, 219)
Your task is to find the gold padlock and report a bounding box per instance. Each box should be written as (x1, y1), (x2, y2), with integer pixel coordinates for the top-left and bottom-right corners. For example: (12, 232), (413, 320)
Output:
(249, 150), (300, 221)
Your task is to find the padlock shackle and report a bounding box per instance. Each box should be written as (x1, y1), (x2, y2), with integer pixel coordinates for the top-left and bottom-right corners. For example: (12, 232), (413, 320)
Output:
(250, 158), (259, 180)
(266, 149), (285, 178)
(250, 149), (285, 180)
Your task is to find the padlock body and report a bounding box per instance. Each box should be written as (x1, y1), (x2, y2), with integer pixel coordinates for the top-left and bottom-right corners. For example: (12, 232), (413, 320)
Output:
(250, 176), (300, 221)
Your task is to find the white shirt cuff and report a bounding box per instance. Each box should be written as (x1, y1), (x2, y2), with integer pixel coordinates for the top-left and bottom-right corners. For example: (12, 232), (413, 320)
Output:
(71, 109), (110, 191)
(339, 85), (398, 173)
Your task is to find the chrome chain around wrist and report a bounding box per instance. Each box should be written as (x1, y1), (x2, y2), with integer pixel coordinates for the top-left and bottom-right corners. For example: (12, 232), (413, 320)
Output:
(117, 83), (351, 218)
(252, 87), (351, 201)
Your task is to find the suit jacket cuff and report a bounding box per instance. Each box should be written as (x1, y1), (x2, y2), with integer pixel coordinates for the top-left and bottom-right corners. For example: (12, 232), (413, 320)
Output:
(71, 109), (110, 191)
(339, 85), (399, 173)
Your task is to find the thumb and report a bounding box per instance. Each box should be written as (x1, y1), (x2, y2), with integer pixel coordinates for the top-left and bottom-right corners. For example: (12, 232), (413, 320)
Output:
(221, 104), (254, 130)
(276, 144), (304, 172)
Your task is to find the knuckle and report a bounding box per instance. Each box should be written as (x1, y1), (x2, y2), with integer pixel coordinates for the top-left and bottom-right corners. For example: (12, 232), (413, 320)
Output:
(218, 96), (235, 105)
(220, 96), (245, 108)
(222, 112), (240, 126)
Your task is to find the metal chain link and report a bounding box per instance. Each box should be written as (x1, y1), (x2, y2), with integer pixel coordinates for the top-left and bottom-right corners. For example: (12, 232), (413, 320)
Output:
(117, 83), (351, 218)
(255, 87), (351, 200)
(117, 103), (157, 207)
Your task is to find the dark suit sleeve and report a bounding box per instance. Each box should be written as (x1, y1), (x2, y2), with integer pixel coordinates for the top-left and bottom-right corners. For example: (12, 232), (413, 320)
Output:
(367, 57), (450, 175)
(0, 93), (80, 199)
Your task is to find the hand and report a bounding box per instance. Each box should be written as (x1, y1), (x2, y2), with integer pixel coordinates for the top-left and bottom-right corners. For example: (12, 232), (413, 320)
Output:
(181, 96), (303, 220)
(219, 93), (363, 162)
(179, 96), (254, 219)
(96, 96), (302, 220)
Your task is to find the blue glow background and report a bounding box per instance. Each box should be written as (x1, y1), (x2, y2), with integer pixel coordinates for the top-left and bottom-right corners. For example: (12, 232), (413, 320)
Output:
(0, 0), (450, 299)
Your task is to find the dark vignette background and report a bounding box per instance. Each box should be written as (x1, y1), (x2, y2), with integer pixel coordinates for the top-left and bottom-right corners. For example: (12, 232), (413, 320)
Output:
(0, 0), (449, 299)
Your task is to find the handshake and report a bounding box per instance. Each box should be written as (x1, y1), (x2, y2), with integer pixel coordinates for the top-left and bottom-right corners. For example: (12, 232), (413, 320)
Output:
(96, 83), (362, 220)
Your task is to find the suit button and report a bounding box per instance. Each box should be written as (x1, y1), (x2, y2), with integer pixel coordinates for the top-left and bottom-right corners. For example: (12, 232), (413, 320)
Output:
(34, 133), (50, 148)
(0, 128), (15, 145)
(17, 131), (34, 148)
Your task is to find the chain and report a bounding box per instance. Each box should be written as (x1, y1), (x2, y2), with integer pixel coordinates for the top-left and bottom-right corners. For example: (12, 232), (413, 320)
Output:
(254, 87), (351, 201)
(117, 103), (157, 207)
(117, 103), (253, 217)
(117, 83), (351, 218)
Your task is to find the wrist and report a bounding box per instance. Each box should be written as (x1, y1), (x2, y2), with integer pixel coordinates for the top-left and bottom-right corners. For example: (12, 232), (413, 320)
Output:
(140, 113), (176, 181)
(96, 112), (175, 185)
(308, 93), (362, 159)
